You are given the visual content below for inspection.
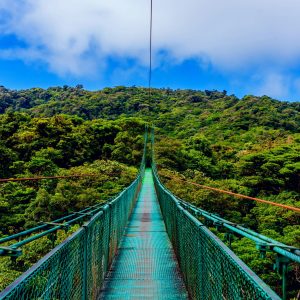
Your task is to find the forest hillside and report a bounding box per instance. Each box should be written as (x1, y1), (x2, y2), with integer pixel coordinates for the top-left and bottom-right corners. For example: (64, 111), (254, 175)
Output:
(0, 85), (299, 296)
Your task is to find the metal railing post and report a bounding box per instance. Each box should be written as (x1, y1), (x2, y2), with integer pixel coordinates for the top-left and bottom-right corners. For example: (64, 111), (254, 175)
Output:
(82, 224), (88, 300)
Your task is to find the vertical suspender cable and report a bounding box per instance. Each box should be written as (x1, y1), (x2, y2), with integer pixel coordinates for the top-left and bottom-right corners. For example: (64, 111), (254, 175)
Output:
(148, 0), (153, 103)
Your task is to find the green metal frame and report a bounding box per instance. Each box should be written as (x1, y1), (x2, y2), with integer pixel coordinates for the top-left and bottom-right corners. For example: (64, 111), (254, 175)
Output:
(1, 128), (298, 300)
(177, 198), (300, 300)
(152, 166), (281, 299)
(151, 126), (299, 299)
(177, 199), (300, 262)
(151, 129), (283, 300)
(0, 132), (148, 300)
(0, 204), (104, 247)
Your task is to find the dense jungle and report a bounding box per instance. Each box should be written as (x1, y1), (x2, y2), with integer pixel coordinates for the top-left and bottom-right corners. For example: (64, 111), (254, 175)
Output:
(0, 85), (299, 297)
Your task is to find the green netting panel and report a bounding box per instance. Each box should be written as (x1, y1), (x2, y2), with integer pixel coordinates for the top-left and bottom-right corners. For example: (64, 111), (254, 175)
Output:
(152, 166), (281, 300)
(84, 176), (144, 300)
(0, 228), (86, 300)
(0, 137), (146, 300)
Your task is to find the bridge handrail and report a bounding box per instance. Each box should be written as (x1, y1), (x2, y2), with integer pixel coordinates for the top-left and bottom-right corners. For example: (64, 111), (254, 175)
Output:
(0, 130), (148, 299)
(151, 129), (281, 300)
(177, 199), (300, 263)
(0, 204), (106, 255)
(152, 163), (280, 299)
(0, 129), (148, 256)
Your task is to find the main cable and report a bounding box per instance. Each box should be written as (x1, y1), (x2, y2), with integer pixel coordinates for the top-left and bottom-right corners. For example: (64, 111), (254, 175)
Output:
(160, 173), (300, 214)
(0, 174), (98, 183)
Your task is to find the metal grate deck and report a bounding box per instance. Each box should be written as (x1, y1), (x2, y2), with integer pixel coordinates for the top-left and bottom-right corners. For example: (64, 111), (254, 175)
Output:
(99, 169), (189, 299)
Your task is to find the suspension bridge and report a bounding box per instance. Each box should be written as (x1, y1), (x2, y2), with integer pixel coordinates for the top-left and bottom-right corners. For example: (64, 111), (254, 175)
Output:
(0, 131), (299, 300)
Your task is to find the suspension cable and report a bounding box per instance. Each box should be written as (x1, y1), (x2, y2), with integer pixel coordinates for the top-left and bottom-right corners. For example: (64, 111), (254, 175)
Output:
(148, 0), (153, 102)
(160, 173), (300, 214)
(0, 174), (98, 183)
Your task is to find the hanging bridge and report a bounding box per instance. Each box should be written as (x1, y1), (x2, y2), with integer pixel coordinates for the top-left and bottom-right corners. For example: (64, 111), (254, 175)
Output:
(0, 131), (299, 300)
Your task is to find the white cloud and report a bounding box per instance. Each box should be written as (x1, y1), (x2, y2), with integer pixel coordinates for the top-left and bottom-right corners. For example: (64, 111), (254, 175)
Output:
(255, 72), (290, 99)
(1, 0), (300, 91)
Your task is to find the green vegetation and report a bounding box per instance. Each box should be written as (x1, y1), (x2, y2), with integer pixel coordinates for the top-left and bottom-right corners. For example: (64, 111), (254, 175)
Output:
(0, 85), (299, 297)
(0, 112), (144, 289)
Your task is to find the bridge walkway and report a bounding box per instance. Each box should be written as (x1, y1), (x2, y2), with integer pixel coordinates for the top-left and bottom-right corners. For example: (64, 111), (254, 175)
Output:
(99, 169), (188, 299)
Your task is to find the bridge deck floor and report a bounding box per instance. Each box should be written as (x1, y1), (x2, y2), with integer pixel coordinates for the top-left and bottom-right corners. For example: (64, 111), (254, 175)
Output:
(99, 168), (188, 299)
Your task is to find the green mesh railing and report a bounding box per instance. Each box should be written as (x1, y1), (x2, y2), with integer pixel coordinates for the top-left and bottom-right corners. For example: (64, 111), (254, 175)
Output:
(0, 128), (291, 300)
(0, 133), (147, 300)
(152, 166), (281, 300)
(151, 133), (280, 300)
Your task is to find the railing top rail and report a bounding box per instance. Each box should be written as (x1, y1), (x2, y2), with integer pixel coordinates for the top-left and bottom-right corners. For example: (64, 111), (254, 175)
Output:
(151, 164), (281, 300)
(0, 130), (148, 257)
(150, 127), (298, 299)
(0, 129), (148, 299)
(150, 129), (300, 264)
(177, 199), (300, 263)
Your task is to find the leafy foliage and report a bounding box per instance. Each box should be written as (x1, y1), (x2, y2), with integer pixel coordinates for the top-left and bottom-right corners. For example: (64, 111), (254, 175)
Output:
(0, 85), (299, 297)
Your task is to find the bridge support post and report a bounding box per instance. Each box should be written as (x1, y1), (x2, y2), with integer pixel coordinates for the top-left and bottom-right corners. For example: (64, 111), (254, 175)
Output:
(274, 255), (290, 300)
(82, 224), (88, 300)
(282, 263), (287, 300)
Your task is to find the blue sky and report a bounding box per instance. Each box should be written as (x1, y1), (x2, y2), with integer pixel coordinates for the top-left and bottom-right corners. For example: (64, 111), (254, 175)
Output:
(1, 0), (300, 102)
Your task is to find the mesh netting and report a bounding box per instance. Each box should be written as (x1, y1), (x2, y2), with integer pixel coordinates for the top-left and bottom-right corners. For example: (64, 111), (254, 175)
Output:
(0, 139), (146, 300)
(152, 166), (281, 300)
(0, 129), (282, 300)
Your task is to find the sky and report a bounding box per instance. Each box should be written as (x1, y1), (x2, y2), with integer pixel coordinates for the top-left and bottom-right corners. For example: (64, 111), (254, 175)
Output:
(1, 0), (300, 101)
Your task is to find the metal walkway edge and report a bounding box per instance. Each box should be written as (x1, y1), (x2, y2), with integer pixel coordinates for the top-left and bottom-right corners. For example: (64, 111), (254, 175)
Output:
(99, 169), (189, 299)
